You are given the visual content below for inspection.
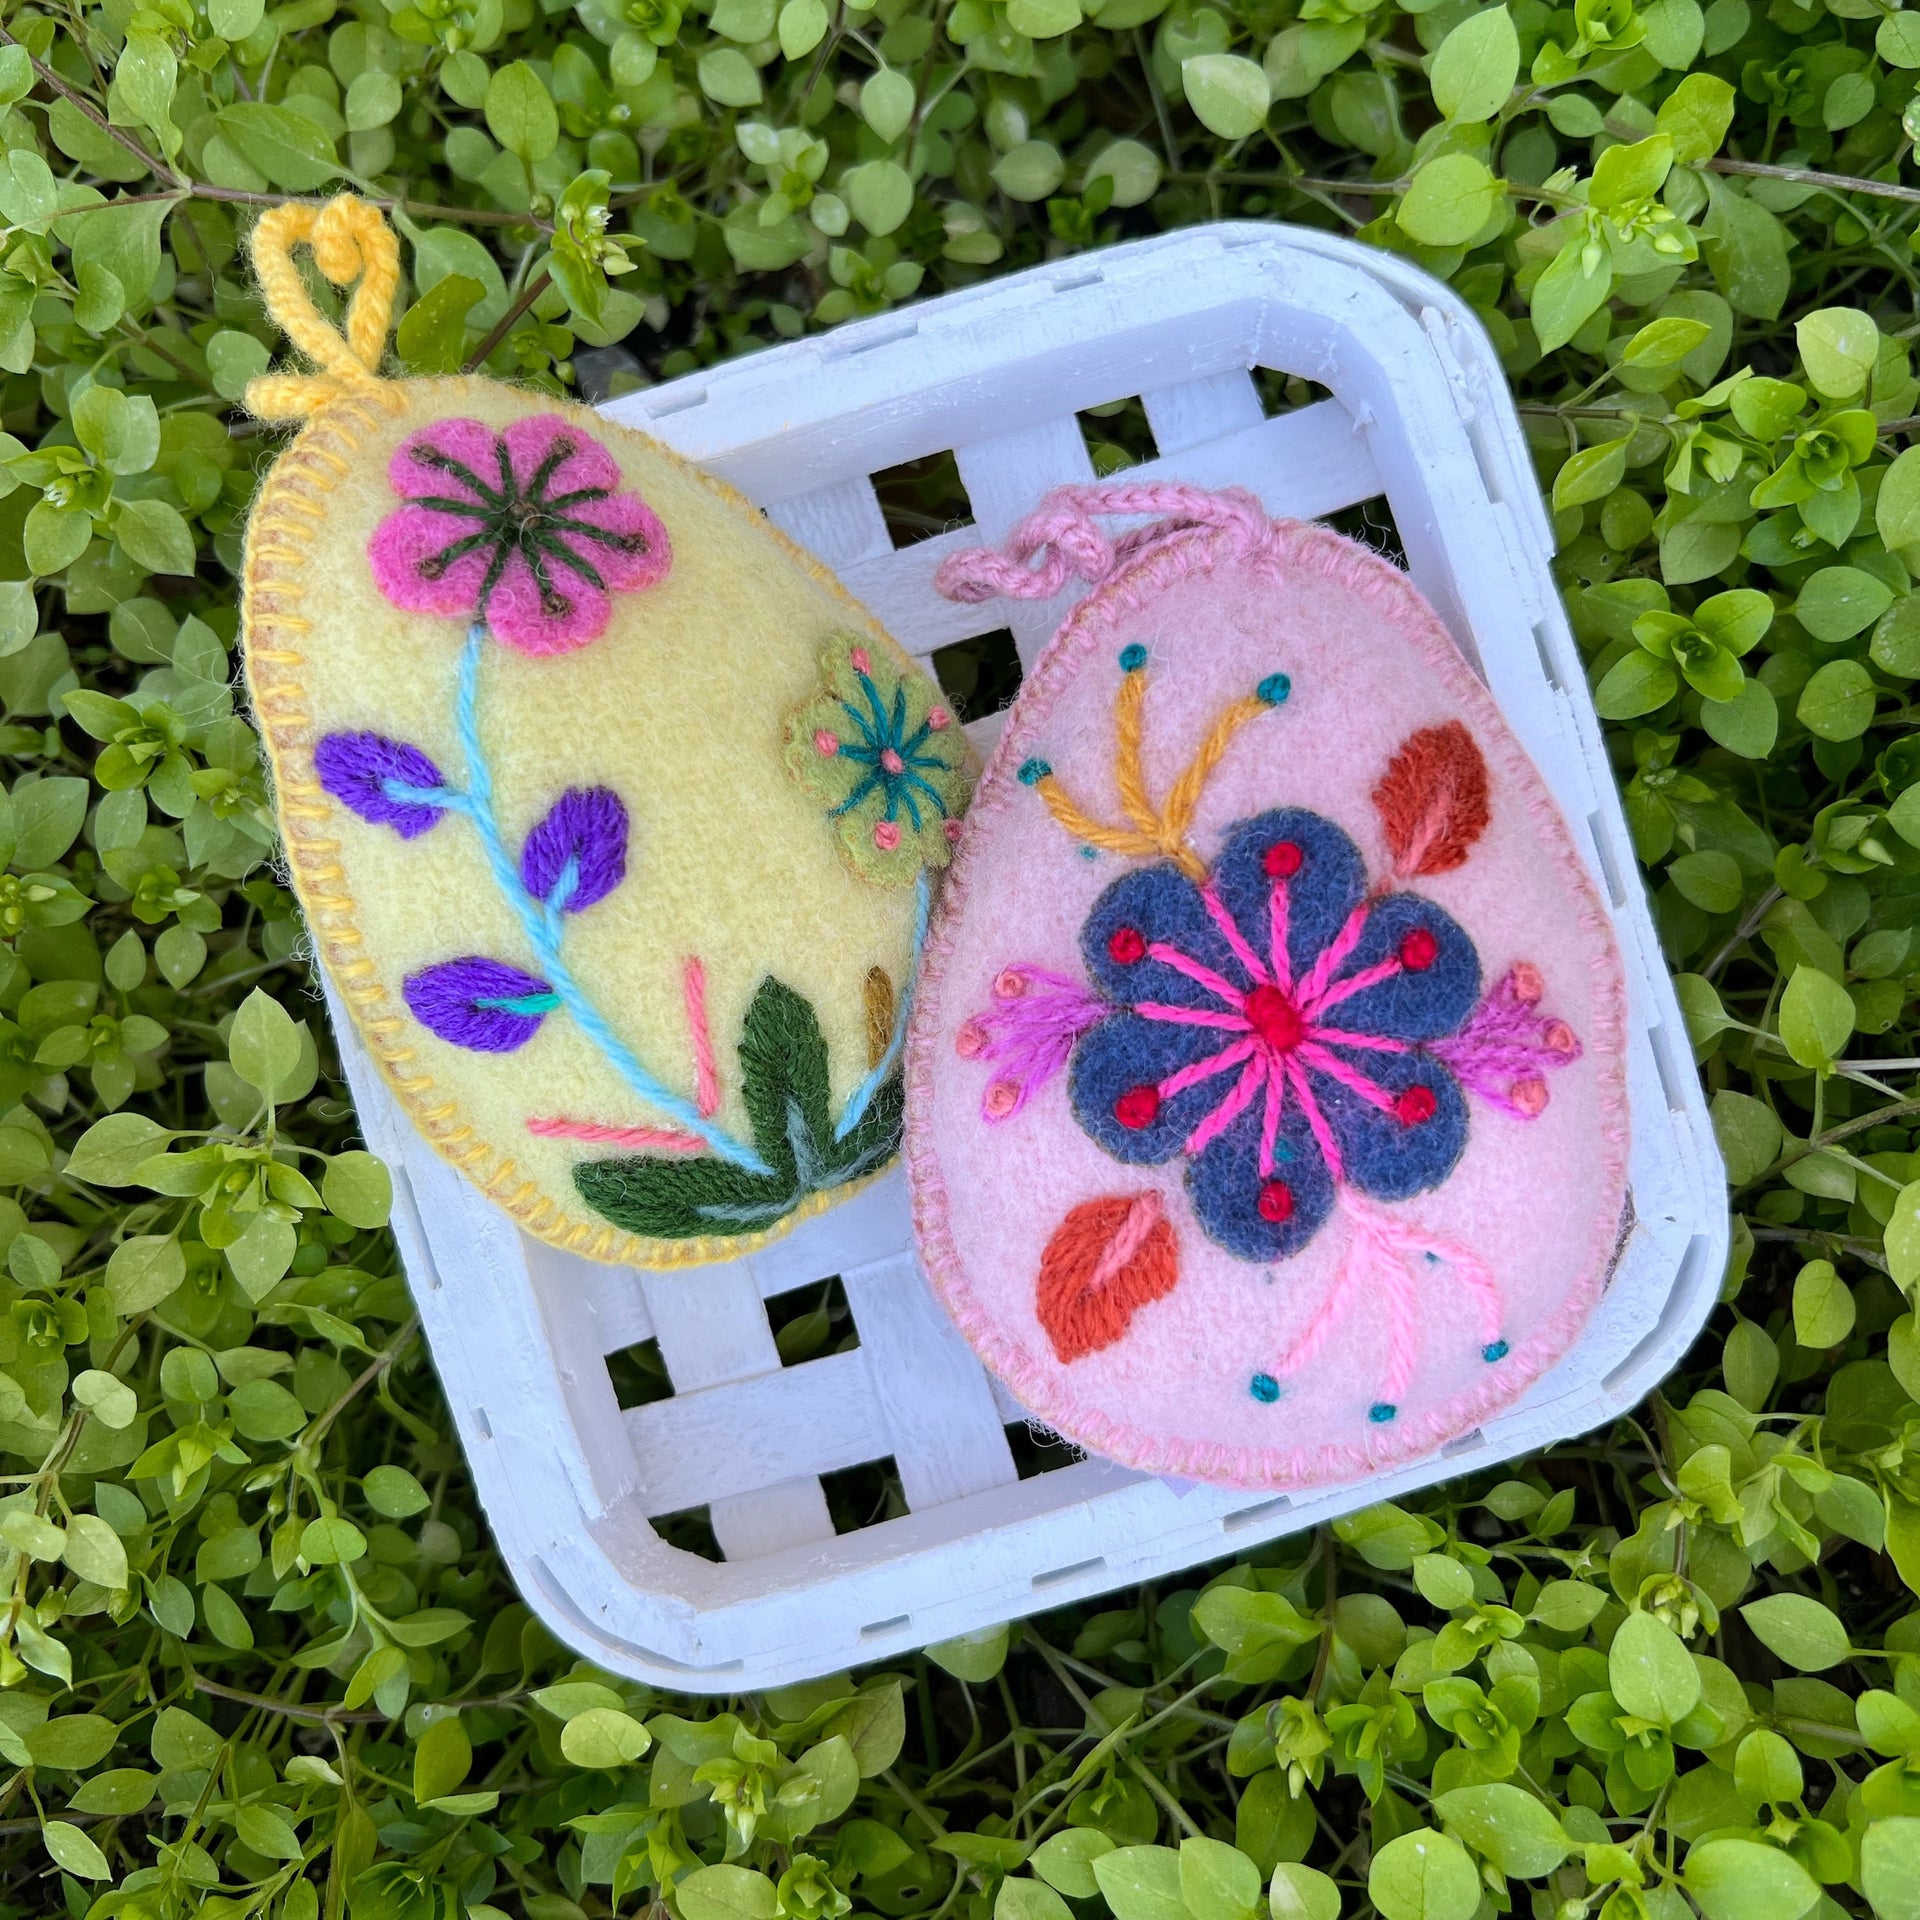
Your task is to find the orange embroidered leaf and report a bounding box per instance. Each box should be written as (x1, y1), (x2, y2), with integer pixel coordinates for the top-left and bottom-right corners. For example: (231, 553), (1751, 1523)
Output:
(1035, 1192), (1179, 1364)
(1372, 720), (1490, 876)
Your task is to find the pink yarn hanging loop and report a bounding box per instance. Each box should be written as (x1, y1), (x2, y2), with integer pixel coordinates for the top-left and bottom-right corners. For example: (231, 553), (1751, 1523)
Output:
(935, 482), (1273, 604)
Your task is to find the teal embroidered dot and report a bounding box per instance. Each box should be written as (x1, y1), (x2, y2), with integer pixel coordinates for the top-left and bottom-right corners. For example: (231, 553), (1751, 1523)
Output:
(1119, 643), (1149, 672)
(1080, 845), (1099, 860)
(1482, 1340), (1509, 1363)
(1018, 758), (1052, 786)
(1250, 1372), (1280, 1403)
(1257, 672), (1292, 706)
(1369, 1402), (1396, 1424)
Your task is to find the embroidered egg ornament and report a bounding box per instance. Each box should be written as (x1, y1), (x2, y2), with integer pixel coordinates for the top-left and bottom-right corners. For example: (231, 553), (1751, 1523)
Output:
(242, 197), (971, 1266)
(906, 484), (1629, 1488)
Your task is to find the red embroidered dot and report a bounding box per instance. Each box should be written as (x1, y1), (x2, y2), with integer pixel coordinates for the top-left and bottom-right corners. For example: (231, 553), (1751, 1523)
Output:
(1399, 927), (1439, 971)
(1114, 1085), (1161, 1129)
(1264, 841), (1303, 879)
(1257, 1180), (1294, 1223)
(1108, 926), (1147, 964)
(1395, 1085), (1437, 1126)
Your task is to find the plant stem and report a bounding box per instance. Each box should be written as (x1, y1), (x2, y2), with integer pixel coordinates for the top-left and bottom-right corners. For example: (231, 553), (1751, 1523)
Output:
(1708, 156), (1920, 207)
(462, 268), (553, 372)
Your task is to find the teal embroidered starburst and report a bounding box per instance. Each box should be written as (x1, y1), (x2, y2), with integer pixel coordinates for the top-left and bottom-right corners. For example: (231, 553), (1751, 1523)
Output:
(785, 631), (973, 885)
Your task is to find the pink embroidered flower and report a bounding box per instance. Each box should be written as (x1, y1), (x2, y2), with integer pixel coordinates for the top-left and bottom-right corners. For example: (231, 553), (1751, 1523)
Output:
(369, 415), (671, 655)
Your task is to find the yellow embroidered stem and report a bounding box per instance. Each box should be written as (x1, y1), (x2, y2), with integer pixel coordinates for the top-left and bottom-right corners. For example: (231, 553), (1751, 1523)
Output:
(1111, 666), (1160, 839)
(1033, 775), (1177, 870)
(1161, 692), (1271, 850)
(245, 194), (403, 422)
(1025, 656), (1288, 882)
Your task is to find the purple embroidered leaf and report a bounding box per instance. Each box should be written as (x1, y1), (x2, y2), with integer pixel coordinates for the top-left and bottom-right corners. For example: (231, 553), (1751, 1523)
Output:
(404, 956), (559, 1053)
(314, 732), (449, 840)
(520, 786), (629, 913)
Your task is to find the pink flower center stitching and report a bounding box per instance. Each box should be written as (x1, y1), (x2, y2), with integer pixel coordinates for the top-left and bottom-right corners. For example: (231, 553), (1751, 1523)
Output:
(369, 414), (672, 655)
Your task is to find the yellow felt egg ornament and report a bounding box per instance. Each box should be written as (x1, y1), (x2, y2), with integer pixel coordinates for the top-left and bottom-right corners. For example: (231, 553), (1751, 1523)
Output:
(241, 197), (972, 1267)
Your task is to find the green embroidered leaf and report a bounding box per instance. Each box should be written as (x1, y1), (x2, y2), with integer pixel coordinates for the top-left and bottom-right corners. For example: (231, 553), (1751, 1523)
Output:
(573, 1153), (798, 1239)
(738, 976), (835, 1180)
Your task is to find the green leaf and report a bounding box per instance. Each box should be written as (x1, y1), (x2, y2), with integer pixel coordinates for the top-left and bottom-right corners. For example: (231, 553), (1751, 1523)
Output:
(25, 1713), (118, 1769)
(60, 1513), (127, 1590)
(1656, 69), (1735, 159)
(561, 1707), (652, 1767)
(1796, 567), (1894, 643)
(1669, 850), (1742, 913)
(1793, 1259), (1855, 1347)
(229, 988), (302, 1097)
(1739, 1593), (1850, 1671)
(105, 1234), (183, 1314)
(1797, 307), (1880, 399)
(1036, 1831), (1119, 1899)
(1179, 1838), (1261, 1920)
(925, 1623), (1010, 1682)
(1531, 224), (1612, 354)
(1268, 1867), (1340, 1920)
(1700, 678), (1777, 759)
(1609, 1610), (1701, 1727)
(1181, 53), (1271, 138)
(1000, 1881), (1074, 1920)
(1702, 183), (1790, 320)
(1432, 1784), (1570, 1877)
(1779, 963), (1855, 1070)
(1094, 1846), (1186, 1920)
(1431, 6), (1517, 122)
(113, 498), (197, 576)
(679, 1866), (779, 1920)
(66, 1111), (171, 1185)
(1684, 1839), (1820, 1920)
(1367, 1831), (1481, 1920)
(396, 275), (484, 375)
(364, 1464), (430, 1517)
(41, 1820), (109, 1880)
(236, 1803), (303, 1860)
(1397, 154), (1502, 246)
(415, 1714), (472, 1802)
(485, 61), (560, 159)
(300, 1515), (368, 1565)
(323, 1150), (392, 1228)
(215, 103), (342, 190)
(849, 158), (917, 229)
(1862, 1819), (1920, 1920)
(698, 47), (764, 105)
(1553, 436), (1629, 510)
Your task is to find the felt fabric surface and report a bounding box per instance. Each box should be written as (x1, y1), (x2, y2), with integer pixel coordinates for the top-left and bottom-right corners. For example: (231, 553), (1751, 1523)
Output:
(243, 199), (967, 1268)
(906, 488), (1629, 1489)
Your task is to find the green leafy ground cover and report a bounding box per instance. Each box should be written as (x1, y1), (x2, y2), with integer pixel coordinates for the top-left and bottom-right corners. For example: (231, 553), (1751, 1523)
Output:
(3, 0), (1920, 1911)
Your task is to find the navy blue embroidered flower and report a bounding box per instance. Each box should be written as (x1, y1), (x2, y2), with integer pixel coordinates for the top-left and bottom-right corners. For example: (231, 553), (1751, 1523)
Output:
(1067, 809), (1482, 1263)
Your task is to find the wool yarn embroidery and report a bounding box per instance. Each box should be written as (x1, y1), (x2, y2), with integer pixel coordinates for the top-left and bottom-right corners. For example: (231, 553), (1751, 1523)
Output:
(784, 632), (971, 885)
(905, 482), (1630, 1488)
(243, 195), (967, 1267)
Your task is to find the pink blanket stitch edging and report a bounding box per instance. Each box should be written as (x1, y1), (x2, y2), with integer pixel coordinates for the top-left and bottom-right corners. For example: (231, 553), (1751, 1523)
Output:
(904, 504), (1632, 1491)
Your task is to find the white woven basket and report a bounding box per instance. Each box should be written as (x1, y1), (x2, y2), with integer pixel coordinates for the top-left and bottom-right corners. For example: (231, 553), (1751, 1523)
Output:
(317, 222), (1727, 1692)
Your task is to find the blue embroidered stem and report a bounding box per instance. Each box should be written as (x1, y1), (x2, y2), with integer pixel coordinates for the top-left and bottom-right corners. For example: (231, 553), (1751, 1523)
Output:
(401, 624), (775, 1177)
(834, 868), (928, 1142)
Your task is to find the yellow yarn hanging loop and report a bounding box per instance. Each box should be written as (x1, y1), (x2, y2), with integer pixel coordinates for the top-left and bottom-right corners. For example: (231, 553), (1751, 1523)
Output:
(245, 194), (403, 422)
